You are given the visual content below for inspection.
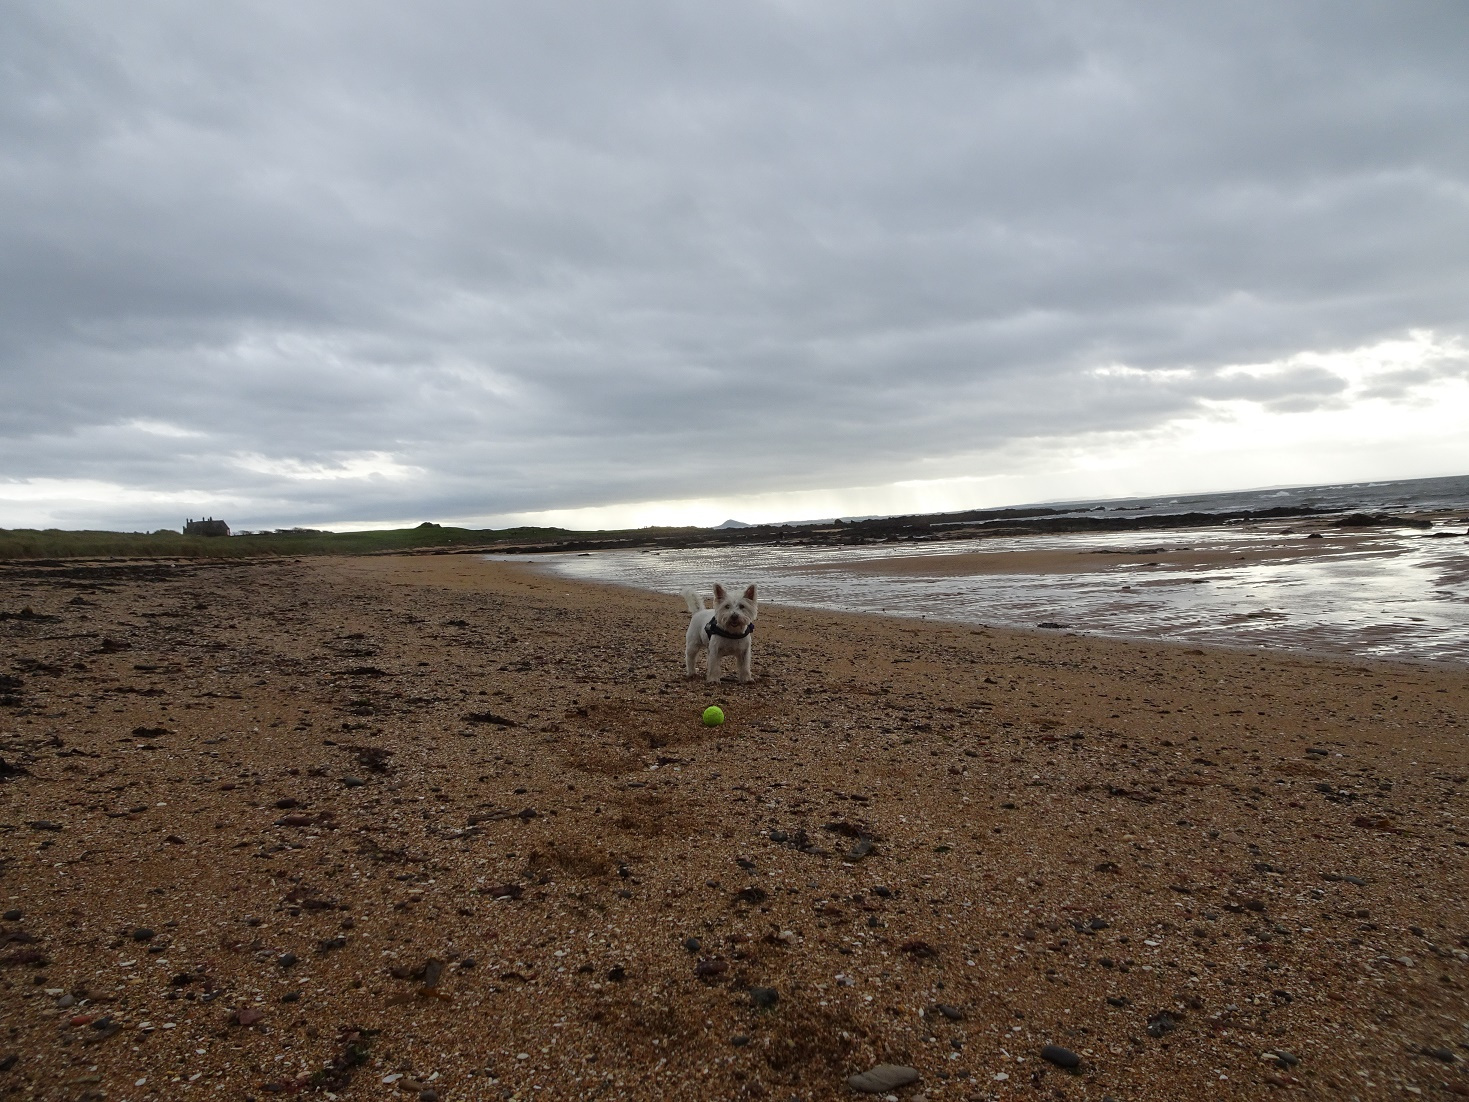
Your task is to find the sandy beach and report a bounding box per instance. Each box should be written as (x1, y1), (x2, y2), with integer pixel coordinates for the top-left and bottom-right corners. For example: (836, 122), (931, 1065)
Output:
(2, 553), (1467, 1101)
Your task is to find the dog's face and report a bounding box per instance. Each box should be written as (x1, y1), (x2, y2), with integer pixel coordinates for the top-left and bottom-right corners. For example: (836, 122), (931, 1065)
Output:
(712, 583), (757, 633)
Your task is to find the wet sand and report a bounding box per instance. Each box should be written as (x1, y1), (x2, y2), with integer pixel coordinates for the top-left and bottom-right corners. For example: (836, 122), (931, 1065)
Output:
(536, 523), (1469, 664)
(788, 539), (1357, 577)
(1, 554), (1467, 1101)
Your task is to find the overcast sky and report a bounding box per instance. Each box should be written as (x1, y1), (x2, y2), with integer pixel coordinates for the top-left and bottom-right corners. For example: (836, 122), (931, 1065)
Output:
(3, 1), (1467, 532)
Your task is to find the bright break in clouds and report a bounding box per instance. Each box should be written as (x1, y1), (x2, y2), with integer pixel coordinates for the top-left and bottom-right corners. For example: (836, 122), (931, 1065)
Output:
(2, 2), (1467, 532)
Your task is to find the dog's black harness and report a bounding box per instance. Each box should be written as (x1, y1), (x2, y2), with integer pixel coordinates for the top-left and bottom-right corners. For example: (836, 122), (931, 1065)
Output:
(705, 619), (755, 640)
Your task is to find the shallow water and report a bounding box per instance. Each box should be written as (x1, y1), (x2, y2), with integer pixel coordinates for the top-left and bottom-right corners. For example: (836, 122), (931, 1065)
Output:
(503, 523), (1469, 665)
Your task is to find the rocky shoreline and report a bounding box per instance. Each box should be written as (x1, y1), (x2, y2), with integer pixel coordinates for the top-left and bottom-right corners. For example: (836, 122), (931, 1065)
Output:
(485, 506), (1460, 557)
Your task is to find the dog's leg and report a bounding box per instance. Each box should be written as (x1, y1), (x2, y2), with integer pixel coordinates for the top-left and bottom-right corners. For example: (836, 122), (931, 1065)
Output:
(705, 641), (722, 683)
(685, 633), (700, 678)
(738, 643), (753, 683)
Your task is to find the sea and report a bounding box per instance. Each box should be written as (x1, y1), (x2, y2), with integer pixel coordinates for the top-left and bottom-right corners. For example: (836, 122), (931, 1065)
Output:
(500, 474), (1469, 666)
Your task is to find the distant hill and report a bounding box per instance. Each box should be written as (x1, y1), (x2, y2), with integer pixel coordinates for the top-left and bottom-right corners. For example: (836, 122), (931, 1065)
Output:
(715, 519), (752, 529)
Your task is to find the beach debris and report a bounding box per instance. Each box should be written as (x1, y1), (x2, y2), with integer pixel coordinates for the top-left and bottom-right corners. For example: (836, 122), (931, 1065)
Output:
(0, 608), (58, 623)
(933, 1003), (965, 1021)
(1146, 1010), (1178, 1038)
(344, 745), (393, 773)
(748, 985), (779, 1009)
(847, 1064), (920, 1092)
(387, 957), (452, 1004)
(464, 710), (517, 727)
(1040, 1044), (1082, 1070)
(0, 757), (29, 781)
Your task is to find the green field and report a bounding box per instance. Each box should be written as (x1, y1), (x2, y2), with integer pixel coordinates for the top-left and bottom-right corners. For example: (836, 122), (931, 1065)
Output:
(0, 523), (588, 561)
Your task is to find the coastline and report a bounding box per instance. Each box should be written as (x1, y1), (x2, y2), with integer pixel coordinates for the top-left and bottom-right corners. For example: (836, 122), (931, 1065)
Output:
(2, 554), (1466, 1100)
(522, 519), (1469, 667)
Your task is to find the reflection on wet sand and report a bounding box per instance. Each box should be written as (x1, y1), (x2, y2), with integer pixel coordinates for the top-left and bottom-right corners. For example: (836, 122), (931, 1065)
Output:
(515, 521), (1469, 664)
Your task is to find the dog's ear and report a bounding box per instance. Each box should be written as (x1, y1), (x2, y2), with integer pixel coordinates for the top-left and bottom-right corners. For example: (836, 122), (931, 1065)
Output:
(743, 584), (757, 601)
(713, 583), (727, 602)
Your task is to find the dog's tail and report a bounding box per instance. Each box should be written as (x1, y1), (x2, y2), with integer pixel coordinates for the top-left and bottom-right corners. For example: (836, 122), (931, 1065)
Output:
(682, 589), (708, 615)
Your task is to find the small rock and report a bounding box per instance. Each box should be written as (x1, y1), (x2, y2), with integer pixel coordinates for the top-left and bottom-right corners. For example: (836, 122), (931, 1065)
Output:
(768, 830), (788, 844)
(731, 1034), (750, 1046)
(683, 937), (702, 953)
(847, 1064), (920, 1093)
(274, 798), (300, 809)
(749, 986), (779, 1009)
(277, 953), (297, 969)
(341, 776), (365, 788)
(1146, 1011), (1177, 1038)
(132, 928), (155, 942)
(419, 1091), (439, 1102)
(845, 837), (875, 862)
(281, 991), (300, 1003)
(1423, 1046), (1456, 1063)
(1040, 1044), (1081, 1070)
(934, 1003), (964, 1021)
(695, 958), (727, 978)
(2, 910), (21, 921)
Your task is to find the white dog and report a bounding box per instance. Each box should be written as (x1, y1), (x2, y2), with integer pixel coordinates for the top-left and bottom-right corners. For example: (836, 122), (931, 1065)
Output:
(683, 583), (758, 683)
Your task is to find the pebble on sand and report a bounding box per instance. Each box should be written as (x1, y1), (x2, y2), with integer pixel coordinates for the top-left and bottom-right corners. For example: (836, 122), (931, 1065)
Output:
(1040, 1044), (1082, 1069)
(847, 1064), (920, 1093)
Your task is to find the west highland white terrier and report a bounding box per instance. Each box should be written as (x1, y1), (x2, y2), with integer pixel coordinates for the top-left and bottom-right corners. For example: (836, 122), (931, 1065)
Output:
(683, 583), (758, 683)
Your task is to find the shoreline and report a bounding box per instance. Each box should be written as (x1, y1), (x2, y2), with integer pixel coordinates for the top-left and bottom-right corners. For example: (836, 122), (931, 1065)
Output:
(2, 554), (1466, 1100)
(513, 553), (1469, 677)
(512, 518), (1469, 669)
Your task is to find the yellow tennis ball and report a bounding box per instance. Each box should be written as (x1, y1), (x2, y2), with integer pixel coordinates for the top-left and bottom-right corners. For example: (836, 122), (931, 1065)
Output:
(702, 705), (725, 726)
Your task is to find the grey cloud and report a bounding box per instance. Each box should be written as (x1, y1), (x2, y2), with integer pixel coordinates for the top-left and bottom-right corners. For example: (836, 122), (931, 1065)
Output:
(2, 1), (1467, 529)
